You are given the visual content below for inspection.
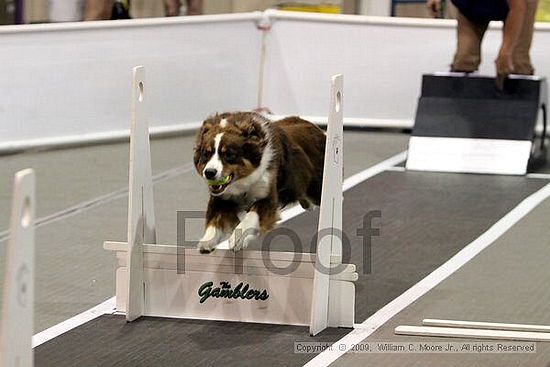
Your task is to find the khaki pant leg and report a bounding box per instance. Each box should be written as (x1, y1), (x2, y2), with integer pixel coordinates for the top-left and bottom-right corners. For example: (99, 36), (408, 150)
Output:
(512, 0), (538, 75)
(84, 0), (113, 20)
(445, 0), (458, 19)
(451, 12), (489, 72)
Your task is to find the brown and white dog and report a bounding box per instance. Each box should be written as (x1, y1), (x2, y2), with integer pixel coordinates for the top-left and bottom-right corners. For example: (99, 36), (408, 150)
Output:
(193, 112), (326, 253)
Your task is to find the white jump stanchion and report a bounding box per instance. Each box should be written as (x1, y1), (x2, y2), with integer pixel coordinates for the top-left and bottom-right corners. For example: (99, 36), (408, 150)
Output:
(310, 74), (345, 336)
(125, 66), (157, 322)
(105, 68), (356, 334)
(0, 169), (35, 367)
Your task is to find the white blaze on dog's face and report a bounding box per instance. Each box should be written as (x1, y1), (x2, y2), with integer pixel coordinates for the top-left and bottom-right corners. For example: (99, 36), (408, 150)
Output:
(202, 133), (224, 181)
(194, 113), (270, 197)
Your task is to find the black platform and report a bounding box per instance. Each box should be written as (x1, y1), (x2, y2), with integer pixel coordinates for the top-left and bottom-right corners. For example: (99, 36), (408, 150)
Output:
(407, 74), (548, 174)
(415, 74), (547, 142)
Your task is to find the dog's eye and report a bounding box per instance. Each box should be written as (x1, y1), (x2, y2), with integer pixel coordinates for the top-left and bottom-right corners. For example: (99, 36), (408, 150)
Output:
(225, 151), (238, 164)
(200, 148), (213, 161)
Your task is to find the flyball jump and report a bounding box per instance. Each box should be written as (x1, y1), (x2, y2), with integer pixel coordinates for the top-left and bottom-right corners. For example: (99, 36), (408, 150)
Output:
(104, 66), (357, 336)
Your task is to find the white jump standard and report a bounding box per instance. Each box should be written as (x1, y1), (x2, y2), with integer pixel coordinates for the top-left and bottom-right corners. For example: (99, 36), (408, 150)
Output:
(0, 169), (36, 367)
(104, 67), (357, 336)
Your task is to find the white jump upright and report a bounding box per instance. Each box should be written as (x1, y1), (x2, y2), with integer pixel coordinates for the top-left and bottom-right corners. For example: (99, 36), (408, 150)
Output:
(0, 169), (35, 367)
(125, 66), (157, 322)
(310, 74), (345, 336)
(104, 67), (356, 335)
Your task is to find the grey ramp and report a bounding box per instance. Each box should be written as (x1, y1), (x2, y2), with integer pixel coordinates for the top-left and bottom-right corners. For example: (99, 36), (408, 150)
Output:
(331, 192), (550, 367)
(34, 172), (545, 367)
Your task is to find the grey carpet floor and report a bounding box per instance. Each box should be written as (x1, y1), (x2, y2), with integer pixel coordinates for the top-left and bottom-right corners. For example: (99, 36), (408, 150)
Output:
(34, 171), (546, 367)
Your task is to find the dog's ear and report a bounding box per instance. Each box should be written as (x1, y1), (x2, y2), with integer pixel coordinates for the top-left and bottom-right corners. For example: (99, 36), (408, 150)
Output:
(202, 114), (220, 132)
(240, 121), (265, 141)
(243, 139), (264, 166)
(194, 117), (215, 151)
(199, 114), (222, 136)
(246, 123), (260, 139)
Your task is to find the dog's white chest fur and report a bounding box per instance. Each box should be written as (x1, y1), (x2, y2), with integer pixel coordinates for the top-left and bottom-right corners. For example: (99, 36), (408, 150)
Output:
(223, 169), (272, 204)
(222, 144), (273, 204)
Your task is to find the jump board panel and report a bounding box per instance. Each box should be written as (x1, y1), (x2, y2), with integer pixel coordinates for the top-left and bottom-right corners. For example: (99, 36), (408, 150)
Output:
(105, 242), (357, 326)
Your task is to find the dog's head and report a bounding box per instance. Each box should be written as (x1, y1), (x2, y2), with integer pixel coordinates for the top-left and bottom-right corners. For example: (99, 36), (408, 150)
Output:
(194, 112), (269, 196)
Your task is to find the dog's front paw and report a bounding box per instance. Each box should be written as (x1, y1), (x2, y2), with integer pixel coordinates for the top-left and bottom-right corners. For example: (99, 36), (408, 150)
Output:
(299, 199), (314, 211)
(198, 240), (217, 254)
(229, 232), (256, 252)
(198, 226), (222, 254)
(229, 212), (259, 252)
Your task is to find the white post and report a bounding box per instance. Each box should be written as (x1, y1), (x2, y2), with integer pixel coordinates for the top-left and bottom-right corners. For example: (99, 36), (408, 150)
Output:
(359, 0), (392, 16)
(126, 66), (157, 321)
(310, 74), (344, 336)
(0, 169), (35, 367)
(47, 0), (85, 22)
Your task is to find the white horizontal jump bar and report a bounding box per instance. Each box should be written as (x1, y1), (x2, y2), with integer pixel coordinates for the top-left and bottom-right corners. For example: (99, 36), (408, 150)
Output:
(423, 319), (550, 333)
(104, 241), (344, 264)
(395, 325), (550, 342)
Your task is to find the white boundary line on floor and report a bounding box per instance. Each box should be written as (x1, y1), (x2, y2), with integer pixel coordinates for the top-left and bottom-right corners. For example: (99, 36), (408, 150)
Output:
(31, 150), (409, 347)
(342, 151), (408, 191)
(385, 166), (406, 172)
(305, 181), (550, 367)
(32, 297), (116, 348)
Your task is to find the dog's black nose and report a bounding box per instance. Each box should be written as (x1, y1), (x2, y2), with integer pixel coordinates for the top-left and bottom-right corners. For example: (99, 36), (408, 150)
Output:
(204, 168), (217, 180)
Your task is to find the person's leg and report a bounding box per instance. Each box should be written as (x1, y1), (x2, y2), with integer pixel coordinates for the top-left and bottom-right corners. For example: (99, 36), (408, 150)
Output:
(185, 0), (203, 15)
(451, 11), (489, 72)
(512, 0), (538, 75)
(84, 0), (113, 20)
(445, 0), (458, 19)
(164, 0), (181, 16)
